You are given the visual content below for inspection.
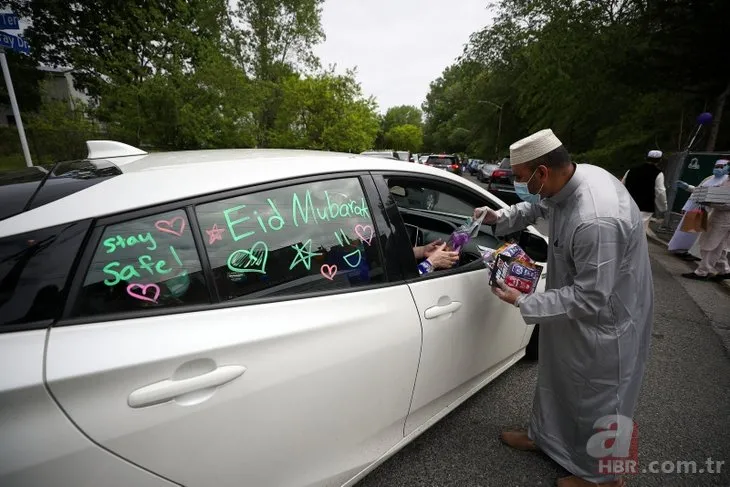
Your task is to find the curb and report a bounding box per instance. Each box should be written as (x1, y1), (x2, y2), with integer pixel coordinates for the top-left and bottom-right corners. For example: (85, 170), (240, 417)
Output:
(646, 228), (730, 292)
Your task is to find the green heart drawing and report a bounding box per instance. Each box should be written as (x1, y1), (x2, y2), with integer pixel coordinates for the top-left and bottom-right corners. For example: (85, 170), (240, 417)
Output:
(227, 241), (269, 274)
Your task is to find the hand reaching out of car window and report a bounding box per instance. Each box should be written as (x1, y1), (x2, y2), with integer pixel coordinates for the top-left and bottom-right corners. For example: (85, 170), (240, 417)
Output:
(473, 206), (500, 224)
(422, 239), (444, 259)
(426, 243), (459, 269)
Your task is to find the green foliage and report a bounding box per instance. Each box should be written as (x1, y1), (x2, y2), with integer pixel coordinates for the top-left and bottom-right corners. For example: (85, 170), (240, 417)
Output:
(382, 105), (422, 133)
(271, 70), (379, 152)
(423, 0), (730, 167)
(1, 0), (379, 163)
(385, 124), (423, 152)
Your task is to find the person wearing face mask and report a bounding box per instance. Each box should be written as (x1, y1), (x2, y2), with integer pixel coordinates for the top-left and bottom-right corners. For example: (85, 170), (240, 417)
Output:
(473, 129), (653, 487)
(621, 150), (667, 233)
(669, 158), (730, 261)
(681, 159), (730, 280)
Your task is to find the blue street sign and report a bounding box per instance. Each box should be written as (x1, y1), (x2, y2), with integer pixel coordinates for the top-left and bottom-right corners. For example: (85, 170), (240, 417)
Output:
(0, 30), (30, 54)
(0, 13), (20, 30)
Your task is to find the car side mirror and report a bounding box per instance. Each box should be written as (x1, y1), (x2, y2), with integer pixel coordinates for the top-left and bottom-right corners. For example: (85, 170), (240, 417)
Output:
(519, 231), (548, 262)
(390, 186), (407, 197)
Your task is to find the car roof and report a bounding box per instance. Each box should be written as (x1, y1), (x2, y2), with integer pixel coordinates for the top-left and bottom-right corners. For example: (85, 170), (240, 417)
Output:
(0, 147), (507, 237)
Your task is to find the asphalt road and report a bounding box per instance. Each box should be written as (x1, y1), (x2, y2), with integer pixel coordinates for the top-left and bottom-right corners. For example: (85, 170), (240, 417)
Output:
(358, 188), (730, 486)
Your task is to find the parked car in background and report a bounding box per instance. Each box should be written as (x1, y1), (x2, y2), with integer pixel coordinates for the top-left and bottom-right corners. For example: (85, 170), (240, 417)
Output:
(0, 141), (546, 487)
(360, 151), (399, 160)
(422, 154), (461, 175)
(477, 161), (500, 183)
(487, 157), (519, 205)
(418, 154), (430, 164)
(361, 150), (411, 162)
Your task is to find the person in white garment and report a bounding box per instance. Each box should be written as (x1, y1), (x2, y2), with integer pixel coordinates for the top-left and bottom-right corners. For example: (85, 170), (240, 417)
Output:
(474, 129), (653, 487)
(668, 158), (729, 260)
(621, 150), (667, 233)
(681, 160), (730, 280)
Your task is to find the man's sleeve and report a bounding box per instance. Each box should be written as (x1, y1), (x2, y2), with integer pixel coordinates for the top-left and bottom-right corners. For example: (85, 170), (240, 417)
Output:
(655, 173), (667, 213)
(517, 219), (627, 324)
(494, 201), (548, 236)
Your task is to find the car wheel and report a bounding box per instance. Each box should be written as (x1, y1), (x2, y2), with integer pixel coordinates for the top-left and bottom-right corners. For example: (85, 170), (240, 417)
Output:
(525, 324), (538, 361)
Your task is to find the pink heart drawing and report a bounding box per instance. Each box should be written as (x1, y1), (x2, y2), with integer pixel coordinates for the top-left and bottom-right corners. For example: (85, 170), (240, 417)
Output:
(155, 216), (186, 237)
(354, 224), (374, 246)
(320, 264), (338, 281)
(127, 283), (161, 303)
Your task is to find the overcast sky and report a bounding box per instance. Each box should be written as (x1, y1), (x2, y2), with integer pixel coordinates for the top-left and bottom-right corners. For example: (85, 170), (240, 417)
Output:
(313, 0), (495, 114)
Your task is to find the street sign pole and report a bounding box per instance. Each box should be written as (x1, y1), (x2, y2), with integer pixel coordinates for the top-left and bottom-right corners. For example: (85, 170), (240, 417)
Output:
(0, 48), (32, 167)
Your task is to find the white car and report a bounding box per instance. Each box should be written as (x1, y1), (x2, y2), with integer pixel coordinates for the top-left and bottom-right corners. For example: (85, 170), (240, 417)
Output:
(0, 141), (547, 487)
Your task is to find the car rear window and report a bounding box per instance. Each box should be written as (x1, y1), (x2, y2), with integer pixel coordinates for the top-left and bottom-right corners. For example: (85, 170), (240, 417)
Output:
(500, 158), (511, 169)
(0, 221), (91, 331)
(427, 156), (457, 165)
(72, 209), (210, 318)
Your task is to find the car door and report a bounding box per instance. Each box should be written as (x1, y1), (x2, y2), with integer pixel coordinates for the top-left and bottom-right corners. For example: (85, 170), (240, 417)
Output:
(373, 172), (532, 436)
(46, 175), (422, 487)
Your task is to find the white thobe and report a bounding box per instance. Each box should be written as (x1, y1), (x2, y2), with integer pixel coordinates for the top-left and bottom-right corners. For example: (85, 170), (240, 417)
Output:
(668, 174), (729, 254)
(695, 179), (730, 276)
(495, 164), (653, 483)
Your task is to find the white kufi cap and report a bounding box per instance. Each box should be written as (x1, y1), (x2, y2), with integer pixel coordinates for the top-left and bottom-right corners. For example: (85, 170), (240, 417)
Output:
(647, 150), (663, 159)
(510, 129), (563, 166)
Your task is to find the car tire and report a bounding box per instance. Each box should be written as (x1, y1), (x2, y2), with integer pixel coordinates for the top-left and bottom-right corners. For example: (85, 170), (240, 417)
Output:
(525, 324), (539, 361)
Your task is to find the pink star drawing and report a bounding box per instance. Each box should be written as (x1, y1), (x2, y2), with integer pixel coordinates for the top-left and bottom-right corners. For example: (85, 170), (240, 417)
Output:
(206, 224), (225, 245)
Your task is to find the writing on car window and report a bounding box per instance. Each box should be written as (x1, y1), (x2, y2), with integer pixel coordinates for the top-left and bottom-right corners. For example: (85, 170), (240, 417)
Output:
(195, 178), (385, 301)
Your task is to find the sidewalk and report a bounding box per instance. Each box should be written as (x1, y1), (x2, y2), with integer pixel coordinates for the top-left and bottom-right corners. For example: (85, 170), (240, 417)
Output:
(646, 212), (730, 292)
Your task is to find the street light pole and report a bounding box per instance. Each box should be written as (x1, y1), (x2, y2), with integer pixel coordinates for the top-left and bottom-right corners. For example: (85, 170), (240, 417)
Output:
(0, 48), (32, 167)
(477, 100), (503, 158)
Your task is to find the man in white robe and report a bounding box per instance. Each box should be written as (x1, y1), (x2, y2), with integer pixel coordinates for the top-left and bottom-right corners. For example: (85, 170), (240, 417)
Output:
(668, 159), (729, 259)
(475, 129), (653, 487)
(681, 160), (730, 280)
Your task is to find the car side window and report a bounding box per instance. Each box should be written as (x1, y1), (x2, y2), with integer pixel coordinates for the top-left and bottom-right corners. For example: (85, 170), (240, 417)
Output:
(386, 177), (504, 264)
(194, 177), (385, 301)
(73, 209), (209, 317)
(390, 181), (475, 216)
(0, 221), (91, 330)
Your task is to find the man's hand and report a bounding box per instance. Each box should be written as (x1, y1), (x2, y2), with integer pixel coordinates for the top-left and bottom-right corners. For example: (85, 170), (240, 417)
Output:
(426, 243), (459, 269)
(676, 180), (690, 191)
(423, 239), (444, 259)
(491, 279), (523, 306)
(473, 206), (500, 224)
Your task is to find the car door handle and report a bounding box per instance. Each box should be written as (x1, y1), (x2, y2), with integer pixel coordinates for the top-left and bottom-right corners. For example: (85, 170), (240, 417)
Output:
(128, 365), (246, 408)
(424, 301), (462, 319)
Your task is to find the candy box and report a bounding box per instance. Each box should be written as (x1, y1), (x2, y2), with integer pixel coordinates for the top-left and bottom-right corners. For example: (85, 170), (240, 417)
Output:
(489, 245), (543, 295)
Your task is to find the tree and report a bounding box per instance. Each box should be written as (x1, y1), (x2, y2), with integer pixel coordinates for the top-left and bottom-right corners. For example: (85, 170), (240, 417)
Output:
(382, 105), (422, 133)
(385, 124), (423, 152)
(230, 0), (325, 80)
(270, 70), (379, 153)
(7, 0), (231, 97)
(422, 0), (730, 174)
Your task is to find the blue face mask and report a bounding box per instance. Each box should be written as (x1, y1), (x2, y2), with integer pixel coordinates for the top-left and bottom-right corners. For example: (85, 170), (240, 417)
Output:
(714, 167), (726, 177)
(514, 167), (543, 204)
